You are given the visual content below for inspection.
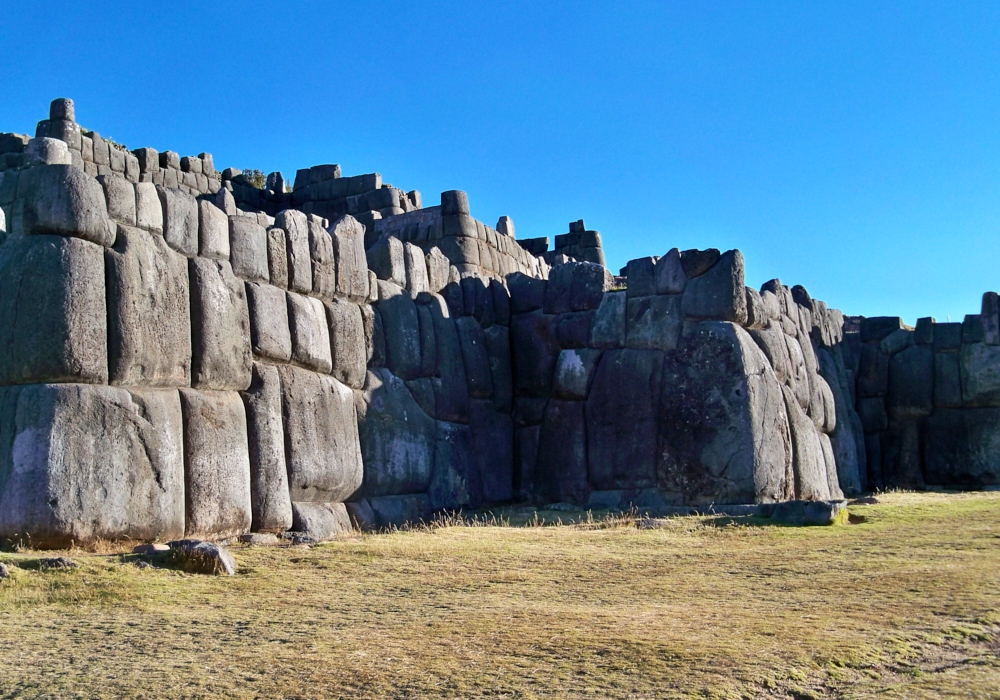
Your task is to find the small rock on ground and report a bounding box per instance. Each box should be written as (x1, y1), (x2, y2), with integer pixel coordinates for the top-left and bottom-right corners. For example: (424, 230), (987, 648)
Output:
(770, 500), (848, 526)
(849, 496), (880, 505)
(238, 533), (281, 546)
(41, 557), (78, 569)
(133, 543), (170, 554)
(0, 562), (9, 579)
(279, 532), (318, 546)
(167, 540), (236, 576)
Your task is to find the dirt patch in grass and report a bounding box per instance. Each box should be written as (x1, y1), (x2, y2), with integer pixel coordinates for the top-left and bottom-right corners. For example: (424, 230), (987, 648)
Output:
(0, 491), (998, 699)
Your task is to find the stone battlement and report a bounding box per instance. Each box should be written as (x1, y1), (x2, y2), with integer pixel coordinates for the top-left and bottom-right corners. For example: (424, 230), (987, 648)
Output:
(0, 98), (993, 548)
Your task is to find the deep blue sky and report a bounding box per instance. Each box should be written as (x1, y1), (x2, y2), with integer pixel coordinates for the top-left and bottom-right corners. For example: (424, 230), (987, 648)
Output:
(1, 1), (998, 323)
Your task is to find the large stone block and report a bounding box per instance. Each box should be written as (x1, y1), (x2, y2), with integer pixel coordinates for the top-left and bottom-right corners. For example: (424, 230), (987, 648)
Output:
(429, 420), (476, 509)
(426, 246), (451, 293)
(427, 295), (471, 423)
(535, 399), (588, 503)
(456, 317), (493, 399)
(330, 215), (369, 302)
(97, 174), (136, 226)
(179, 389), (252, 539)
(357, 368), (436, 497)
(377, 280), (422, 380)
(190, 258), (252, 390)
(267, 226), (288, 288)
(507, 272), (546, 314)
(366, 235), (406, 286)
(308, 220), (336, 298)
(287, 292), (332, 373)
(960, 342), (1000, 407)
(278, 365), (363, 502)
(933, 352), (962, 408)
(135, 182), (163, 234)
(0, 235), (107, 385)
(887, 344), (933, 417)
(586, 349), (660, 490)
(326, 298), (367, 389)
(245, 281), (292, 363)
(591, 291), (626, 349)
(924, 408), (1000, 487)
(229, 216), (269, 283)
(106, 225), (191, 387)
(659, 323), (793, 505)
(625, 257), (657, 297)
(157, 185), (198, 256)
(239, 364), (292, 533)
(655, 248), (686, 294)
(748, 322), (792, 384)
(511, 311), (559, 397)
(856, 343), (889, 398)
(680, 250), (747, 324)
(16, 164), (115, 246)
(198, 199), (229, 260)
(469, 400), (514, 504)
(781, 384), (831, 501)
(0, 385), (184, 547)
(817, 348), (865, 495)
(553, 348), (602, 400)
(276, 209), (312, 294)
(626, 294), (682, 350)
(291, 502), (352, 541)
(881, 418), (924, 489)
(484, 324), (513, 412)
(404, 241), (429, 296)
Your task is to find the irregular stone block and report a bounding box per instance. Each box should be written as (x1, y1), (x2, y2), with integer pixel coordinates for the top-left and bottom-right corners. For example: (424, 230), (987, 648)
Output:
(860, 317), (904, 343)
(570, 262), (613, 311)
(744, 287), (767, 330)
(278, 365), (363, 502)
(426, 246), (451, 293)
(308, 219), (336, 298)
(887, 344), (933, 417)
(404, 241), (429, 296)
(287, 292), (332, 373)
(239, 364), (292, 533)
(856, 343), (889, 398)
(781, 384), (831, 501)
(106, 225), (191, 386)
(924, 408), (1000, 487)
(770, 500), (847, 526)
(626, 294), (682, 350)
(406, 377), (436, 416)
(227, 217), (269, 283)
(0, 385), (184, 547)
(429, 420), (477, 509)
(377, 280), (422, 380)
(625, 257), (657, 297)
(326, 298), (367, 390)
(97, 174), (136, 226)
(511, 311), (559, 397)
(555, 310), (594, 348)
(857, 397), (888, 433)
(879, 328), (913, 357)
(189, 257), (252, 391)
(591, 291), (626, 349)
(654, 248), (686, 294)
(963, 315), (985, 344)
(266, 227), (288, 288)
(933, 352), (962, 408)
(933, 322), (963, 352)
(276, 209), (312, 294)
(17, 164), (115, 246)
(679, 248), (720, 278)
(179, 389), (252, 539)
(416, 304), (438, 378)
(819, 433), (845, 500)
(960, 342), (1000, 407)
(366, 494), (433, 529)
(197, 199), (229, 259)
(0, 235), (107, 385)
(680, 250), (747, 324)
(470, 400), (514, 503)
(490, 279), (511, 326)
(357, 368), (436, 497)
(535, 399), (588, 503)
(456, 317), (493, 399)
(367, 235), (406, 286)
(328, 215), (368, 302)
(244, 281), (292, 362)
(135, 182), (163, 234)
(291, 502), (352, 541)
(553, 348), (602, 400)
(816, 347), (865, 495)
(881, 417), (924, 489)
(157, 185), (198, 256)
(427, 295), (470, 423)
(508, 272), (546, 314)
(484, 324), (513, 412)
(748, 322), (792, 384)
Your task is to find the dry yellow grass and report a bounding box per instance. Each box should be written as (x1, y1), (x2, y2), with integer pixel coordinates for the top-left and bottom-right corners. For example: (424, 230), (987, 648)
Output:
(0, 491), (998, 699)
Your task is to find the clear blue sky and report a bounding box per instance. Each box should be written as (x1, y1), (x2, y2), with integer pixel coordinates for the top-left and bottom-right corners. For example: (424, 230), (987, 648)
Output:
(1, 1), (998, 323)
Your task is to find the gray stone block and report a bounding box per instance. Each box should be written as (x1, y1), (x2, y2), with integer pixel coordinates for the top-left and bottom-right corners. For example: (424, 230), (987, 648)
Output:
(490, 279), (511, 326)
(0, 235), (107, 385)
(0, 385), (185, 548)
(229, 216), (269, 283)
(441, 190), (470, 216)
(326, 298), (367, 389)
(157, 185), (198, 256)
(245, 281), (291, 362)
(97, 174), (136, 226)
(924, 408), (1000, 487)
(469, 401), (514, 504)
(748, 322), (791, 384)
(590, 291), (626, 349)
(856, 343), (889, 398)
(308, 220), (336, 298)
(275, 209), (312, 294)
(135, 182), (162, 234)
(331, 215), (369, 302)
(357, 368), (436, 497)
(404, 241), (429, 296)
(427, 295), (470, 423)
(508, 272), (547, 315)
(860, 317), (904, 343)
(278, 365), (363, 502)
(535, 399), (589, 503)
(24, 137), (71, 166)
(511, 311), (559, 397)
(17, 164), (115, 246)
(291, 502), (352, 541)
(377, 280), (422, 380)
(484, 324), (513, 412)
(960, 342), (1000, 407)
(626, 294), (683, 350)
(654, 248), (686, 294)
(933, 352), (962, 408)
(456, 316), (493, 399)
(367, 235), (406, 286)
(681, 250), (747, 324)
(781, 384), (831, 501)
(879, 328), (913, 357)
(887, 344), (933, 417)
(744, 287), (767, 330)
(266, 227), (288, 288)
(426, 246), (451, 293)
(287, 292), (332, 373)
(770, 500), (847, 526)
(179, 389), (252, 539)
(106, 225), (191, 387)
(933, 322), (963, 352)
(198, 199), (229, 259)
(626, 257), (657, 297)
(543, 264), (574, 313)
(660, 323), (793, 505)
(428, 420), (476, 510)
(553, 348), (602, 401)
(857, 397), (888, 433)
(239, 364), (293, 534)
(679, 248), (720, 278)
(189, 257), (252, 390)
(416, 304), (438, 377)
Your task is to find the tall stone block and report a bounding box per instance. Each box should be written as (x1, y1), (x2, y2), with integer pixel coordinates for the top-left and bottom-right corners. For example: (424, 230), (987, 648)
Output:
(239, 364), (293, 533)
(189, 257), (252, 390)
(308, 220), (336, 298)
(287, 292), (333, 373)
(326, 298), (367, 389)
(106, 225), (191, 387)
(157, 185), (199, 256)
(276, 209), (312, 294)
(229, 216), (269, 283)
(680, 250), (747, 324)
(331, 215), (369, 302)
(179, 389), (252, 539)
(0, 385), (185, 547)
(0, 235), (108, 385)
(377, 280), (422, 380)
(16, 164), (115, 246)
(245, 281), (292, 362)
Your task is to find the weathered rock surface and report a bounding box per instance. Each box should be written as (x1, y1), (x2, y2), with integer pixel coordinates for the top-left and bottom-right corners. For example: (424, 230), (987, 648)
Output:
(287, 292), (332, 373)
(326, 298), (368, 389)
(168, 540), (236, 575)
(239, 364), (293, 533)
(189, 258), (252, 390)
(18, 164), (115, 246)
(770, 499), (847, 526)
(291, 502), (353, 542)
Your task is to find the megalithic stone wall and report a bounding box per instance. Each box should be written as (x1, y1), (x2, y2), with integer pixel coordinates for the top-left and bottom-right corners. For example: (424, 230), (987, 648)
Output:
(848, 297), (1000, 490)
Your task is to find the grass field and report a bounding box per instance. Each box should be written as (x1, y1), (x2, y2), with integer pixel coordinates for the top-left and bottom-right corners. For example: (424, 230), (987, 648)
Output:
(0, 491), (998, 699)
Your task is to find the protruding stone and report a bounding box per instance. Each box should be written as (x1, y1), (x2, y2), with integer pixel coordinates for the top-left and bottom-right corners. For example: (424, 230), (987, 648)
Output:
(17, 164), (115, 246)
(275, 209), (312, 294)
(679, 249), (720, 278)
(287, 292), (333, 373)
(654, 248), (686, 294)
(681, 250), (747, 324)
(189, 258), (252, 391)
(441, 190), (470, 216)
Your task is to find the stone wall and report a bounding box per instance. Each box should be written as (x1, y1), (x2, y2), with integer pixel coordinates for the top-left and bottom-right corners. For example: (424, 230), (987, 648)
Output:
(848, 298), (1000, 489)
